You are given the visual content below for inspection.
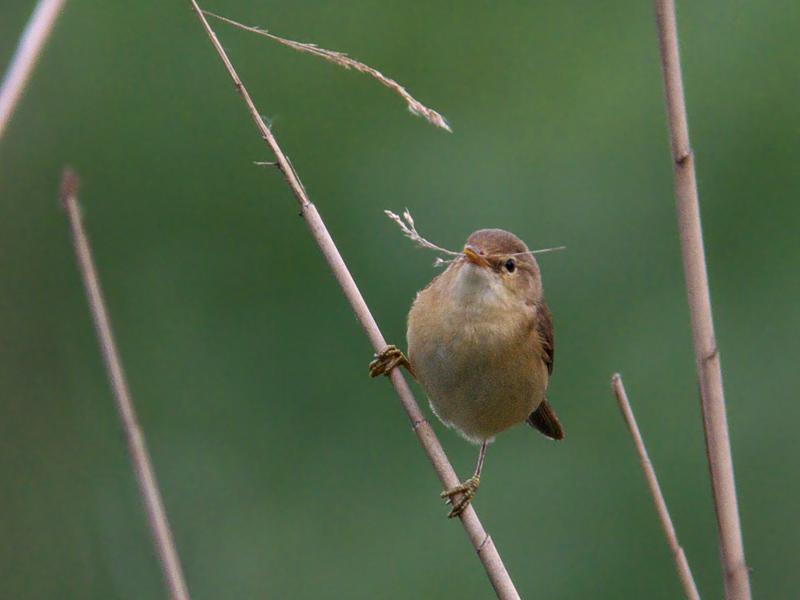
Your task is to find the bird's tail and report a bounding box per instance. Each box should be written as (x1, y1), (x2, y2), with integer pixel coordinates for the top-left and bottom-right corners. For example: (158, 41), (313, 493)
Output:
(527, 400), (564, 440)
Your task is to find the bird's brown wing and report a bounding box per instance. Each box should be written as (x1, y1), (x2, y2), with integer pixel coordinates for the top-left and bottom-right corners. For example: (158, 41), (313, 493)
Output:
(535, 300), (554, 376)
(526, 301), (565, 440)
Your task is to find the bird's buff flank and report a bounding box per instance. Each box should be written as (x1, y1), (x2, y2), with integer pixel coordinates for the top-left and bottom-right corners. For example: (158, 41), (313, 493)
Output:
(370, 227), (564, 517)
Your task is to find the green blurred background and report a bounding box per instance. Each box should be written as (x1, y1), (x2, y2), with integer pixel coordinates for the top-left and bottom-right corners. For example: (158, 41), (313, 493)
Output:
(1, 1), (798, 598)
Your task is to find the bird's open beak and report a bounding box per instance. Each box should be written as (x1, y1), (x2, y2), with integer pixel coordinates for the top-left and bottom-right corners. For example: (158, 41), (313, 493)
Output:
(462, 245), (489, 268)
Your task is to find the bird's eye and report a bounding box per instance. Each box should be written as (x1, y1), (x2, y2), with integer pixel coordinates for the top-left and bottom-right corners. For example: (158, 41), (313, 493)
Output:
(504, 259), (516, 273)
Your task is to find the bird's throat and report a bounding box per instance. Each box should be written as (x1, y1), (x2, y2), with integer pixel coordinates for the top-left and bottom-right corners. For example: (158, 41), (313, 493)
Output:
(449, 263), (511, 313)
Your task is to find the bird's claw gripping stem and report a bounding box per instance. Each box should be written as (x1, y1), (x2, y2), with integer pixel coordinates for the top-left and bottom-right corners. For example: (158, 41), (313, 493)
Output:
(441, 475), (480, 518)
(369, 344), (412, 378)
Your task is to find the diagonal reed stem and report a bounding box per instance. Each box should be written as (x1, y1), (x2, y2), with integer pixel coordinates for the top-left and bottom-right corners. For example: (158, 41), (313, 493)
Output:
(187, 3), (520, 598)
(60, 170), (191, 600)
(652, 2), (751, 598)
(0, 0), (67, 142)
(612, 374), (701, 600)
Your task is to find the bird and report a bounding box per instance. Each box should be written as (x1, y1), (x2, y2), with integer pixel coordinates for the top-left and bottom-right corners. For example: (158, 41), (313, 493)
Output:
(369, 228), (563, 518)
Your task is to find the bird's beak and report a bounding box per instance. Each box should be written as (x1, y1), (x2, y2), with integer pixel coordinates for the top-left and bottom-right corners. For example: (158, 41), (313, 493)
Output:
(462, 245), (489, 268)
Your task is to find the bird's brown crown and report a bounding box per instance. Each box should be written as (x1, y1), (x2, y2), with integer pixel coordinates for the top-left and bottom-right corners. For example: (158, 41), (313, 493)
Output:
(465, 229), (537, 269)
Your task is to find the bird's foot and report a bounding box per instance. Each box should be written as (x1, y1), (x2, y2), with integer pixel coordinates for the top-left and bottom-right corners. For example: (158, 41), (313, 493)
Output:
(440, 475), (480, 518)
(369, 344), (412, 378)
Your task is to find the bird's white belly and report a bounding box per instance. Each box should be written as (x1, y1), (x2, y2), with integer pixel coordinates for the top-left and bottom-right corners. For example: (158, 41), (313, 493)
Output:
(408, 307), (546, 443)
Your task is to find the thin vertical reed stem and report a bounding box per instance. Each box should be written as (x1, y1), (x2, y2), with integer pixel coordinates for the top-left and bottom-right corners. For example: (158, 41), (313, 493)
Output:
(60, 169), (191, 600)
(652, 2), (751, 598)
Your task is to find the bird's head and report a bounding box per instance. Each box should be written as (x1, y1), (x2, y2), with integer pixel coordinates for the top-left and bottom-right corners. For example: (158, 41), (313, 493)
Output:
(447, 229), (543, 309)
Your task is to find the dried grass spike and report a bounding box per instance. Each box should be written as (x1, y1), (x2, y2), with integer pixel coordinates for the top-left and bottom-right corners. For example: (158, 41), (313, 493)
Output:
(384, 209), (459, 258)
(386, 210), (566, 266)
(203, 11), (451, 132)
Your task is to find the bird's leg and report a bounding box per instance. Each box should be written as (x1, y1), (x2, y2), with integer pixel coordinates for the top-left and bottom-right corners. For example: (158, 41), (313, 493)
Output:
(441, 441), (488, 518)
(368, 344), (414, 378)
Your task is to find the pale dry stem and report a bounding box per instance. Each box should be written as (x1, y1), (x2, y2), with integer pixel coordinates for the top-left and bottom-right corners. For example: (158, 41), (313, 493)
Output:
(0, 0), (67, 141)
(652, 2), (751, 598)
(611, 374), (701, 600)
(61, 169), (191, 600)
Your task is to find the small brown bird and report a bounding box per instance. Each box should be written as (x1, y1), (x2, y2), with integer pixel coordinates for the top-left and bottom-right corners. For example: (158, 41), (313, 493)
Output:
(370, 228), (563, 517)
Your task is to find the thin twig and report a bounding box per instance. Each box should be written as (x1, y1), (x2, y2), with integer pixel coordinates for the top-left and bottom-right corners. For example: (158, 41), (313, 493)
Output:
(202, 10), (451, 132)
(60, 169), (191, 600)
(611, 374), (701, 600)
(385, 208), (567, 267)
(652, 3), (751, 599)
(0, 0), (67, 141)
(188, 3), (519, 598)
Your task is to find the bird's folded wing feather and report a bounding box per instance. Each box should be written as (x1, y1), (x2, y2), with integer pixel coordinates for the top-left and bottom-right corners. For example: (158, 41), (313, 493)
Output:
(526, 301), (565, 440)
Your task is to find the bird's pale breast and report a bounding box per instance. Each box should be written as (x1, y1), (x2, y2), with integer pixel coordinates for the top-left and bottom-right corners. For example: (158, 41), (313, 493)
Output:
(407, 280), (548, 443)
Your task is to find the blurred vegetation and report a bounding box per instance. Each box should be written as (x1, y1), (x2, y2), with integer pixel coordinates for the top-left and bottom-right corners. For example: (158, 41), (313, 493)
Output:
(1, 1), (798, 598)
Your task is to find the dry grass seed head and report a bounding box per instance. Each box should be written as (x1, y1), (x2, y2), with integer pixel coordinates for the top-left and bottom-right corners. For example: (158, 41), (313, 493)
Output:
(384, 209), (565, 267)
